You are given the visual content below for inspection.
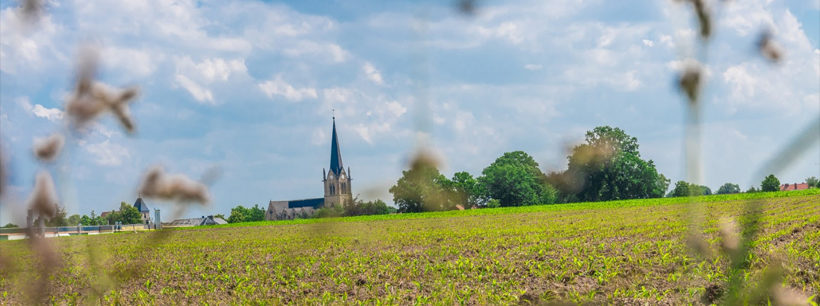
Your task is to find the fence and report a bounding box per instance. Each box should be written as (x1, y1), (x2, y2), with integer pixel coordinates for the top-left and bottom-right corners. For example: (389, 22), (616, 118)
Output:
(0, 224), (152, 241)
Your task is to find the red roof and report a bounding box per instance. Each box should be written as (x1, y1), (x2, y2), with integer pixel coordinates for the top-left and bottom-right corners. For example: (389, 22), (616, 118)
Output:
(780, 183), (809, 191)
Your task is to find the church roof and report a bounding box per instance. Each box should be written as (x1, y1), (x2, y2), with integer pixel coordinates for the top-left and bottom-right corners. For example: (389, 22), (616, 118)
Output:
(133, 197), (150, 213)
(288, 198), (325, 209)
(329, 117), (344, 175)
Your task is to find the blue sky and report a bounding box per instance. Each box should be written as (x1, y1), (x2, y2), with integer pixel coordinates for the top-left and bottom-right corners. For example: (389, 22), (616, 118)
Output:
(1, 0), (818, 223)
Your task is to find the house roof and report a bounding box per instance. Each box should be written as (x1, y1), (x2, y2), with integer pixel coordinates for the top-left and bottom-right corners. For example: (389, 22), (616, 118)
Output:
(133, 197), (150, 213)
(166, 216), (227, 227)
(780, 183), (809, 191)
(329, 117), (344, 176)
(288, 198), (325, 209)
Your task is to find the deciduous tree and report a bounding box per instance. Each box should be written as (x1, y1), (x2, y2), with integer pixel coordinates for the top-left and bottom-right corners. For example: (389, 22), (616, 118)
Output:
(479, 151), (556, 206)
(761, 174), (780, 192)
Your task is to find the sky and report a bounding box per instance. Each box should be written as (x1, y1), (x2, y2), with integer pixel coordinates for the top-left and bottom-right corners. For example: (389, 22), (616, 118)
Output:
(1, 0), (818, 223)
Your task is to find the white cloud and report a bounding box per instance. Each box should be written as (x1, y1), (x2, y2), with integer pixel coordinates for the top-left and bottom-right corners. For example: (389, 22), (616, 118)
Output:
(258, 77), (318, 101)
(16, 97), (63, 122)
(642, 39), (654, 47)
(524, 64), (542, 71)
(362, 62), (384, 85)
(0, 8), (64, 75)
(84, 140), (129, 166)
(177, 57), (247, 83)
(32, 104), (64, 122)
(322, 87), (355, 104)
(175, 74), (214, 104)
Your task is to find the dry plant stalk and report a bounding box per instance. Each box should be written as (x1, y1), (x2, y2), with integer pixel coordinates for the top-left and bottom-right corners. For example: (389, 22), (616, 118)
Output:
(26, 171), (59, 219)
(65, 47), (139, 133)
(139, 166), (211, 204)
(19, 0), (44, 24)
(32, 133), (64, 162)
(678, 61), (702, 104)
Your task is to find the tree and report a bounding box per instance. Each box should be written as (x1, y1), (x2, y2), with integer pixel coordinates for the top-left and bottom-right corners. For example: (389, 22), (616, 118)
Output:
(746, 186), (758, 193)
(118, 202), (143, 224)
(67, 214), (82, 225)
(447, 171), (487, 207)
(669, 181), (711, 197)
(669, 181), (690, 197)
(716, 183), (740, 194)
(2, 223), (18, 228)
(761, 174), (780, 192)
(44, 205), (68, 227)
(806, 176), (819, 188)
(479, 151), (556, 206)
(226, 204), (266, 223)
(550, 126), (668, 202)
(389, 154), (453, 212)
(227, 205), (248, 223)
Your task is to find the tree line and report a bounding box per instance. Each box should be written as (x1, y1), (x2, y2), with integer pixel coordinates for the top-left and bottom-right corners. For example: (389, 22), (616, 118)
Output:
(389, 125), (820, 213)
(3, 202), (143, 228)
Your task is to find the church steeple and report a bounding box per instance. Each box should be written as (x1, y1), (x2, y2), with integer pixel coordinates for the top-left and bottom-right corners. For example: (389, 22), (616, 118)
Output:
(329, 116), (344, 176)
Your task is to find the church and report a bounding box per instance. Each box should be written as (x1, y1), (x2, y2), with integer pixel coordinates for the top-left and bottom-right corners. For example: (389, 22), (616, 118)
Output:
(265, 117), (353, 220)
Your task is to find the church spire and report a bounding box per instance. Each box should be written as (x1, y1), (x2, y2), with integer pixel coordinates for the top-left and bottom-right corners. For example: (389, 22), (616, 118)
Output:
(329, 116), (344, 175)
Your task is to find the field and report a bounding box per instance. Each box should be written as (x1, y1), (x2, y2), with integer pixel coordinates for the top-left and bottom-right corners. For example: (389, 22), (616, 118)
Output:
(1, 190), (819, 304)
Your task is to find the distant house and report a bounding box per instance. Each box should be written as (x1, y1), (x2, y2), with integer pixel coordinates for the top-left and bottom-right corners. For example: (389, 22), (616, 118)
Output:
(133, 197), (151, 224)
(780, 183), (809, 191)
(165, 216), (227, 227)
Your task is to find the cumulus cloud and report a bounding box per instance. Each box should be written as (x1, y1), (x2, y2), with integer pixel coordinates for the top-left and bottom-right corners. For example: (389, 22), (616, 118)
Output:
(362, 62), (384, 85)
(84, 140), (130, 166)
(524, 64), (542, 71)
(17, 97), (63, 121)
(258, 77), (318, 102)
(175, 74), (214, 104)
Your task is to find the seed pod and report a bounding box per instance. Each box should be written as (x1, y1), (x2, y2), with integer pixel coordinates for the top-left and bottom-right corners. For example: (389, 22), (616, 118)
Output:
(33, 133), (64, 162)
(757, 30), (783, 63)
(678, 61), (702, 104)
(139, 166), (210, 204)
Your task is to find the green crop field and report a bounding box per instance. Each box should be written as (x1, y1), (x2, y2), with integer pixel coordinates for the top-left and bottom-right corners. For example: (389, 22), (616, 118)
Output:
(1, 190), (819, 304)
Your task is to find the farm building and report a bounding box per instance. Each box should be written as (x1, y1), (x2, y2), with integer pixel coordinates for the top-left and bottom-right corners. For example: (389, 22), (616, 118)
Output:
(165, 215), (227, 227)
(780, 183), (809, 191)
(266, 116), (353, 221)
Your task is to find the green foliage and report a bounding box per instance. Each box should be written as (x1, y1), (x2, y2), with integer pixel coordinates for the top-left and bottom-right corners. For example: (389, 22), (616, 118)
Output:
(668, 181), (711, 197)
(444, 171), (487, 207)
(227, 204), (266, 223)
(746, 186), (758, 193)
(389, 156), (454, 212)
(806, 176), (819, 188)
(67, 214), (82, 226)
(716, 183), (741, 194)
(761, 174), (780, 192)
(479, 151), (556, 207)
(119, 202), (144, 224)
(1, 223), (18, 228)
(486, 199), (500, 208)
(344, 199), (390, 216)
(79, 210), (106, 225)
(313, 205), (344, 218)
(549, 126), (668, 202)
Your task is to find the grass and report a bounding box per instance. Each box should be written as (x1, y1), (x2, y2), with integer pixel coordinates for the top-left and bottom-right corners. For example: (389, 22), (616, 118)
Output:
(1, 190), (819, 304)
